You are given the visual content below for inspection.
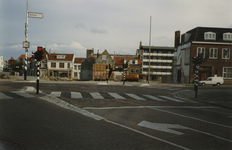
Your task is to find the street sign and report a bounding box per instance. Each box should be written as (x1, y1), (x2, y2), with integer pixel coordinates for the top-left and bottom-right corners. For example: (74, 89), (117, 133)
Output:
(28, 12), (44, 19)
(23, 41), (30, 48)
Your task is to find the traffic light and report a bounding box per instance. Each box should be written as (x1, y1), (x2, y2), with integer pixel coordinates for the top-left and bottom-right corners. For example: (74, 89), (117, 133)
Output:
(32, 51), (38, 60)
(192, 57), (197, 65)
(197, 53), (203, 65)
(37, 46), (44, 61)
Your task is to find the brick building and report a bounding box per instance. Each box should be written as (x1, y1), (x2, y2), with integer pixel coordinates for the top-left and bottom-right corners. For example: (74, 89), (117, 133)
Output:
(173, 27), (232, 84)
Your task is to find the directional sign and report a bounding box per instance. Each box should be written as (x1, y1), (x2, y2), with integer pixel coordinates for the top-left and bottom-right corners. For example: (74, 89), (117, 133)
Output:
(138, 121), (190, 135)
(28, 12), (44, 19)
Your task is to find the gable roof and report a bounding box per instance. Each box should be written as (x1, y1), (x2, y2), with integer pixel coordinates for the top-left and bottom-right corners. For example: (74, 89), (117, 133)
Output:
(74, 58), (85, 63)
(48, 53), (74, 61)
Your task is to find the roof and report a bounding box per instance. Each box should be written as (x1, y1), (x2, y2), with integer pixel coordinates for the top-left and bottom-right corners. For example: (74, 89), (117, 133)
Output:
(9, 57), (15, 61)
(48, 53), (74, 61)
(139, 46), (174, 50)
(74, 58), (85, 63)
(114, 57), (141, 65)
(185, 27), (232, 43)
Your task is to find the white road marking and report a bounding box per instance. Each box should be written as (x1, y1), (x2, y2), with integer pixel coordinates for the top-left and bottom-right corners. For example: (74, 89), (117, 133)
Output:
(143, 94), (165, 101)
(138, 121), (189, 135)
(90, 92), (104, 99)
(84, 106), (219, 110)
(0, 92), (13, 99)
(126, 93), (146, 100)
(138, 120), (232, 143)
(108, 92), (126, 99)
(71, 92), (83, 99)
(151, 108), (232, 129)
(11, 91), (35, 98)
(50, 92), (61, 97)
(105, 119), (190, 150)
(158, 96), (184, 102)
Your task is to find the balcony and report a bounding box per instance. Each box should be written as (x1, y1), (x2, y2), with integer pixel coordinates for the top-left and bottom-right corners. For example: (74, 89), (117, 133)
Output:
(142, 71), (172, 75)
(143, 59), (172, 63)
(143, 65), (172, 69)
(143, 53), (174, 57)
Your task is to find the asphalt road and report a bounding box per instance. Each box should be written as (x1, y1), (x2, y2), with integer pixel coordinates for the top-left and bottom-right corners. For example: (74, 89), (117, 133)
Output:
(0, 80), (232, 149)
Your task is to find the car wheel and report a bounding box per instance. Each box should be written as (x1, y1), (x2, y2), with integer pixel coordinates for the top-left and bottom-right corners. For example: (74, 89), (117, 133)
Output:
(202, 83), (206, 86)
(216, 83), (220, 87)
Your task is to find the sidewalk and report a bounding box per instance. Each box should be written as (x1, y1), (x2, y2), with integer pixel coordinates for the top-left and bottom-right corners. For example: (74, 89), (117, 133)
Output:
(175, 89), (232, 109)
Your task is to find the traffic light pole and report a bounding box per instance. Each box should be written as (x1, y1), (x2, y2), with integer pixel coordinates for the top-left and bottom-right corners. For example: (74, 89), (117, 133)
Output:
(36, 61), (40, 94)
(24, 0), (29, 80)
(194, 66), (199, 98)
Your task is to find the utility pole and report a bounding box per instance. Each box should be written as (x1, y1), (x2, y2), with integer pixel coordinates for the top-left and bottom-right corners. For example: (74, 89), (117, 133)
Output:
(148, 16), (152, 84)
(24, 0), (29, 80)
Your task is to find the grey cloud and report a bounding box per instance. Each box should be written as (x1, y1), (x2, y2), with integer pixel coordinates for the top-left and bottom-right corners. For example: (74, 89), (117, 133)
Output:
(90, 27), (107, 34)
(74, 23), (87, 29)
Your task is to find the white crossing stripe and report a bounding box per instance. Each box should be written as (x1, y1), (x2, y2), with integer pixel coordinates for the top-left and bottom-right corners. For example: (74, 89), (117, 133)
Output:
(0, 92), (13, 99)
(108, 92), (126, 99)
(158, 96), (184, 102)
(50, 92), (61, 97)
(90, 92), (104, 99)
(71, 92), (82, 98)
(143, 94), (165, 101)
(11, 91), (35, 98)
(126, 93), (146, 100)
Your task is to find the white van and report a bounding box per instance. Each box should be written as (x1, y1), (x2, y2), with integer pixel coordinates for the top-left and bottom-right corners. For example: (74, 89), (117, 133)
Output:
(199, 76), (224, 86)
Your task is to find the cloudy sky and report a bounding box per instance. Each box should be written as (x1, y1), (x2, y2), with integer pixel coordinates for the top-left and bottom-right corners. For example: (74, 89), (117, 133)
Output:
(1, 0), (232, 60)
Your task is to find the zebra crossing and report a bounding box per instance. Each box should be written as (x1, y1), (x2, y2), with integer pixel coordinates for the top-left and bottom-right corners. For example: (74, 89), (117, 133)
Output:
(49, 91), (185, 102)
(0, 91), (186, 103)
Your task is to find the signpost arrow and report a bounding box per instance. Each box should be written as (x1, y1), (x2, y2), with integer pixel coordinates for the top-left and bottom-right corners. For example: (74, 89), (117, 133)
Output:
(28, 12), (44, 19)
(138, 121), (190, 135)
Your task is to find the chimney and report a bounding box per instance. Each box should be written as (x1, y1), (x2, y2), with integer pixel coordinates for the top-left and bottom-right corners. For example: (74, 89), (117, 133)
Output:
(97, 49), (100, 58)
(174, 30), (180, 48)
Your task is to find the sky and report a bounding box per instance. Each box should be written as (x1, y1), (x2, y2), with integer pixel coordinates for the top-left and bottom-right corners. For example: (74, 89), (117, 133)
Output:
(1, 0), (232, 60)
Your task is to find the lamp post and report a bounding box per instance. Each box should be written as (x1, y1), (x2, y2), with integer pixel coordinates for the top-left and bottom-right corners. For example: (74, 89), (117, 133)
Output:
(148, 16), (152, 84)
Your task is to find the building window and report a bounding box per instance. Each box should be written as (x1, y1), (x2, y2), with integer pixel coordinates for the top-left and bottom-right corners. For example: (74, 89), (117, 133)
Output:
(204, 32), (216, 40)
(51, 62), (56, 68)
(74, 65), (77, 70)
(130, 68), (134, 73)
(223, 33), (232, 40)
(209, 48), (218, 59)
(74, 72), (78, 77)
(153, 51), (157, 53)
(59, 63), (64, 68)
(222, 48), (230, 59)
(68, 63), (70, 68)
(197, 47), (205, 58)
(223, 67), (232, 78)
(102, 55), (107, 60)
(78, 65), (81, 70)
(136, 68), (139, 74)
(57, 55), (66, 59)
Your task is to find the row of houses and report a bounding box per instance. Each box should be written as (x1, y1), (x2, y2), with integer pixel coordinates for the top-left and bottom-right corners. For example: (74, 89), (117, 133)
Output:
(1, 26), (232, 84)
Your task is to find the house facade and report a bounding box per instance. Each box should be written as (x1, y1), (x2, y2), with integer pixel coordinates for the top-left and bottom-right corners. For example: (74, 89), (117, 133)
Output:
(137, 42), (174, 83)
(73, 58), (85, 79)
(173, 27), (232, 84)
(80, 55), (95, 80)
(47, 53), (75, 78)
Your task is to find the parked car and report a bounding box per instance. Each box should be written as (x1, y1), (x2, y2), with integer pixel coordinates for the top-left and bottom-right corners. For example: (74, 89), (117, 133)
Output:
(198, 77), (224, 86)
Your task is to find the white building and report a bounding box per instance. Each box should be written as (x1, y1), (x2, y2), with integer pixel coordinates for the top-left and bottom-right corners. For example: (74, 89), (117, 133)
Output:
(47, 53), (75, 78)
(73, 58), (85, 79)
(0, 56), (4, 72)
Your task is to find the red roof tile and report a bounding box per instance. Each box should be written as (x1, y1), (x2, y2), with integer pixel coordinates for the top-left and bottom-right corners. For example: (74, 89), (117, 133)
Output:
(74, 58), (85, 63)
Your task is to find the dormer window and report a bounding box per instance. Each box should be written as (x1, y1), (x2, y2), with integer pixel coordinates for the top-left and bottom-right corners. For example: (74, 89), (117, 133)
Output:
(57, 55), (66, 59)
(204, 32), (216, 40)
(223, 33), (232, 40)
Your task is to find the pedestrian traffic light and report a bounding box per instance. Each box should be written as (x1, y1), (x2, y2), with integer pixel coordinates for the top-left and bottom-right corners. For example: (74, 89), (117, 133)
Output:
(37, 46), (44, 61)
(192, 57), (197, 65)
(32, 51), (38, 61)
